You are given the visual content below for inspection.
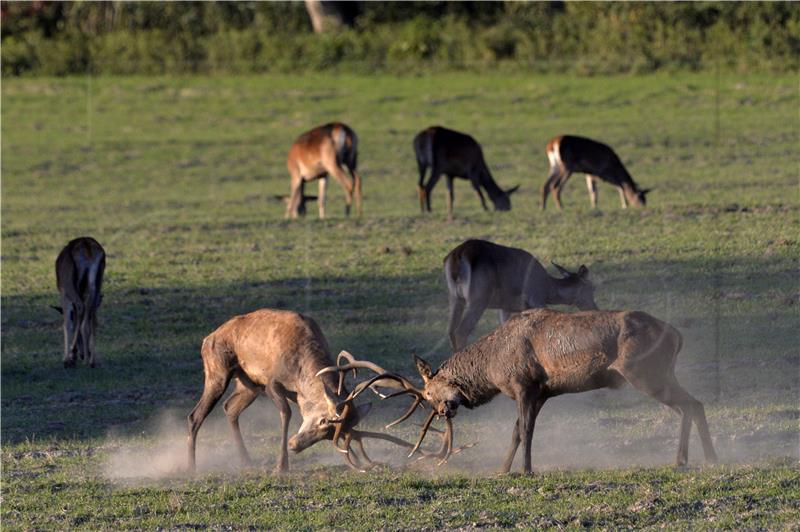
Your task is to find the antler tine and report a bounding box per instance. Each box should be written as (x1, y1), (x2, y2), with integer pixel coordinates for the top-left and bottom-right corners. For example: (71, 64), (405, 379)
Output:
(437, 417), (454, 466)
(346, 373), (424, 403)
(384, 395), (424, 429)
(408, 410), (437, 458)
(336, 351), (358, 395)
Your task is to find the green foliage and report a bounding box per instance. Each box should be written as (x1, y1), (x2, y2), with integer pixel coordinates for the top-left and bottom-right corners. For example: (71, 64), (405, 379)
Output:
(2, 2), (798, 76)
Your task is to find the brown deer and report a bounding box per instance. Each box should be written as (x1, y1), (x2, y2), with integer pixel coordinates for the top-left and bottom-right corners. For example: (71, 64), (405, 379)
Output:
(285, 122), (362, 219)
(542, 135), (651, 210)
(187, 309), (435, 474)
(414, 126), (519, 217)
(357, 308), (718, 473)
(444, 239), (598, 351)
(53, 237), (105, 368)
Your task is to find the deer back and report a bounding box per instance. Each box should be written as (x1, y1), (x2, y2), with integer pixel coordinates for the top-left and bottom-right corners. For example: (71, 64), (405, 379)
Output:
(55, 237), (105, 310)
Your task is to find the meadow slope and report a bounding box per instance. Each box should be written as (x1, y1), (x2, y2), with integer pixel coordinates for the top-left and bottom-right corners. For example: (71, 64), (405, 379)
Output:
(2, 73), (798, 529)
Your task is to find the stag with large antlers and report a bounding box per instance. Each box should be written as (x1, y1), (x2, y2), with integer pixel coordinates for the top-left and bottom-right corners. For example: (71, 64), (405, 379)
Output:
(376, 308), (718, 473)
(187, 309), (434, 474)
(444, 239), (598, 351)
(53, 237), (106, 368)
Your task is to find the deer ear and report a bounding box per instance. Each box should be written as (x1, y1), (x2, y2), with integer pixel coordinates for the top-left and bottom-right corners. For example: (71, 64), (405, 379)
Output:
(578, 265), (589, 278)
(641, 188), (653, 195)
(551, 261), (571, 278)
(51, 305), (63, 314)
(412, 353), (434, 382)
(506, 185), (520, 196)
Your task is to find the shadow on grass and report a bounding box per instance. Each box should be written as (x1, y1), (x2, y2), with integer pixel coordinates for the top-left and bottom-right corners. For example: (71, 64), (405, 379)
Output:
(1, 256), (797, 445)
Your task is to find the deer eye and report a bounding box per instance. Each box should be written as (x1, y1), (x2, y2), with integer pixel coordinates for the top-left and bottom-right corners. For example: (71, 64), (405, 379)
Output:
(318, 418), (328, 426)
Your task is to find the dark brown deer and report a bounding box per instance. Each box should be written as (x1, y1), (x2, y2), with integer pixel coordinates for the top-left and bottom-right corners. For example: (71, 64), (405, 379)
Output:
(187, 309), (431, 474)
(414, 126), (519, 217)
(542, 135), (651, 210)
(360, 308), (718, 473)
(54, 237), (105, 368)
(285, 122), (362, 219)
(444, 239), (598, 351)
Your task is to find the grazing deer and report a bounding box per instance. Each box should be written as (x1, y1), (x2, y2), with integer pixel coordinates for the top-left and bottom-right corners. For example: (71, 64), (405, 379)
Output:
(359, 308), (718, 473)
(542, 135), (651, 210)
(444, 239), (597, 351)
(414, 126), (519, 217)
(53, 237), (105, 368)
(285, 122), (362, 219)
(187, 309), (429, 474)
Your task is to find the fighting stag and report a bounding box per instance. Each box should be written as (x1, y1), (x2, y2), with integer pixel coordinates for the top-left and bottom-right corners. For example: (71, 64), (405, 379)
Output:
(54, 237), (106, 368)
(414, 126), (519, 217)
(187, 309), (432, 474)
(369, 308), (718, 473)
(542, 135), (651, 210)
(444, 239), (598, 351)
(285, 122), (362, 219)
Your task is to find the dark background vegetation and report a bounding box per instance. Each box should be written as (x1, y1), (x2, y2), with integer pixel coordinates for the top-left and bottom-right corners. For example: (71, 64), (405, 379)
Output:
(2, 1), (799, 76)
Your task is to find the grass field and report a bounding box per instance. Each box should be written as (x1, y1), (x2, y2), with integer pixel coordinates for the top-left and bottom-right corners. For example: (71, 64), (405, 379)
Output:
(2, 72), (798, 530)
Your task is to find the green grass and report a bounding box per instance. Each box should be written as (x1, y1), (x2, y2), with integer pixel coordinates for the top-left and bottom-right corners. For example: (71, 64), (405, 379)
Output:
(2, 72), (798, 529)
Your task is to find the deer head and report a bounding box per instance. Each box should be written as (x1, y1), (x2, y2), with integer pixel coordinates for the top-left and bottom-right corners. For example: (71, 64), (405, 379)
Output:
(552, 261), (598, 310)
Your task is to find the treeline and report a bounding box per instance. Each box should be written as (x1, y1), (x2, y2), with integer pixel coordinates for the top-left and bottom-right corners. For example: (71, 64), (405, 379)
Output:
(2, 1), (798, 76)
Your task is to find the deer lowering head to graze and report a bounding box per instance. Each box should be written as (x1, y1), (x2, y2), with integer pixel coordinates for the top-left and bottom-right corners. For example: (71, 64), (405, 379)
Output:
(285, 122), (362, 219)
(542, 135), (651, 210)
(187, 309), (433, 474)
(414, 126), (519, 217)
(53, 237), (105, 368)
(444, 239), (597, 351)
(371, 308), (718, 473)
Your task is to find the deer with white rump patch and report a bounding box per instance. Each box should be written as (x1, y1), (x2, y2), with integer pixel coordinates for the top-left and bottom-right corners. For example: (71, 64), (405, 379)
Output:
(54, 237), (106, 368)
(359, 308), (718, 473)
(444, 239), (597, 351)
(187, 308), (444, 473)
(285, 122), (362, 219)
(542, 135), (651, 210)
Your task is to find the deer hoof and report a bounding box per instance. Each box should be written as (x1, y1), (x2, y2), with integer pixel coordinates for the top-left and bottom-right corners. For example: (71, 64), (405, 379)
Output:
(63, 359), (76, 369)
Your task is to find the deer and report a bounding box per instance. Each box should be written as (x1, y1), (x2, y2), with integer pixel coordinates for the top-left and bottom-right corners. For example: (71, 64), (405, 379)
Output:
(187, 308), (445, 474)
(353, 308), (718, 474)
(53, 237), (105, 368)
(285, 122), (362, 219)
(414, 126), (519, 218)
(541, 135), (651, 210)
(444, 239), (597, 352)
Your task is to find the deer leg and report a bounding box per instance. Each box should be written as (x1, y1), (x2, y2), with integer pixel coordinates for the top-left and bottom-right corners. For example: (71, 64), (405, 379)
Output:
(586, 175), (598, 209)
(446, 175), (455, 220)
(453, 293), (490, 352)
(286, 174), (304, 219)
(447, 296), (466, 352)
(500, 417), (521, 473)
(518, 392), (543, 473)
(469, 179), (489, 211)
(618, 187), (628, 209)
(553, 171), (571, 210)
(541, 168), (562, 210)
(187, 372), (231, 474)
(499, 309), (516, 324)
(350, 167), (363, 216)
(424, 168), (443, 213)
(317, 177), (328, 219)
(669, 382), (718, 464)
(222, 379), (260, 467)
(324, 160), (354, 217)
(83, 311), (98, 368)
(624, 372), (717, 466)
(267, 384), (292, 473)
(62, 304), (77, 368)
(417, 162), (428, 213)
